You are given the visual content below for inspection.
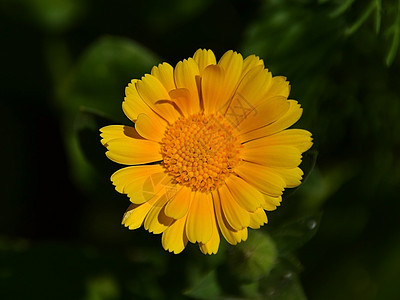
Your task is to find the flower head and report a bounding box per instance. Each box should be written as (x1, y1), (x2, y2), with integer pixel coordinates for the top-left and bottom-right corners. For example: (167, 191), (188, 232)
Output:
(100, 49), (312, 254)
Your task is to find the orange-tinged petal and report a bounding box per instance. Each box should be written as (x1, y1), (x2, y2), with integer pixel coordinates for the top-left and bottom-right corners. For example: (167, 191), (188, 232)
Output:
(234, 161), (285, 197)
(225, 175), (264, 212)
(151, 62), (176, 93)
(186, 192), (214, 243)
(218, 184), (250, 231)
(136, 74), (180, 123)
(144, 193), (174, 234)
(135, 113), (166, 142)
(238, 100), (303, 142)
(202, 65), (225, 114)
(104, 137), (162, 165)
(193, 49), (217, 75)
(199, 207), (220, 255)
(174, 58), (201, 113)
(164, 186), (192, 219)
(169, 88), (192, 117)
(248, 208), (268, 229)
(162, 214), (189, 254)
(242, 145), (302, 168)
(212, 190), (248, 245)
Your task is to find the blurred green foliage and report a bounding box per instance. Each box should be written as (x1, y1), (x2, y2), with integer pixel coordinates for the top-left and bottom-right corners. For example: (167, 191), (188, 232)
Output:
(1, 0), (400, 299)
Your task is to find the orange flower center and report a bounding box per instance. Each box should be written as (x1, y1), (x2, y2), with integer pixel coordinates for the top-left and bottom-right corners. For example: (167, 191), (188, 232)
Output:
(161, 113), (242, 192)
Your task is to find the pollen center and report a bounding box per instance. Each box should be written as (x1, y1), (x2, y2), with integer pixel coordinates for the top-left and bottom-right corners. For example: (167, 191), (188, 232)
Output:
(161, 113), (242, 192)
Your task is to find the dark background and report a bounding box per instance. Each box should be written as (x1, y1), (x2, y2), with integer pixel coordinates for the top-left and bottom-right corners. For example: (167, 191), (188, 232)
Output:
(1, 0), (400, 299)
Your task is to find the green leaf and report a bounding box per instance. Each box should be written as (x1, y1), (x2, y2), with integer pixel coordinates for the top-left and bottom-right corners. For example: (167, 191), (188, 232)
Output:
(239, 281), (260, 299)
(270, 213), (322, 255)
(345, 0), (376, 36)
(385, 0), (400, 66)
(74, 106), (118, 175)
(375, 0), (382, 33)
(226, 231), (278, 282)
(329, 0), (356, 18)
(58, 35), (160, 122)
(85, 275), (120, 300)
(184, 270), (221, 299)
(58, 36), (159, 187)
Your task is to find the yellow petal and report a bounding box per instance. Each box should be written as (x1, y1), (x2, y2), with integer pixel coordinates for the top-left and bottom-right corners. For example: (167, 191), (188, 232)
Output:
(111, 164), (164, 195)
(115, 168), (173, 204)
(136, 74), (180, 124)
(236, 96), (290, 133)
(240, 228), (248, 242)
(162, 214), (189, 254)
(241, 54), (264, 77)
(217, 50), (243, 112)
(193, 49), (217, 75)
(242, 145), (302, 168)
(100, 125), (143, 146)
(135, 113), (167, 142)
(164, 186), (192, 219)
(218, 184), (250, 231)
(186, 192), (214, 243)
(122, 203), (147, 230)
(202, 65), (225, 114)
(151, 62), (176, 93)
(270, 167), (304, 188)
(212, 190), (248, 245)
(261, 201), (277, 211)
(238, 100), (303, 142)
(244, 129), (312, 153)
(262, 194), (282, 211)
(248, 207), (268, 229)
(225, 175), (265, 212)
(144, 193), (174, 234)
(234, 161), (286, 197)
(199, 208), (220, 255)
(174, 58), (201, 113)
(123, 79), (160, 122)
(121, 196), (158, 230)
(104, 137), (162, 165)
(234, 65), (272, 107)
(265, 76), (291, 99)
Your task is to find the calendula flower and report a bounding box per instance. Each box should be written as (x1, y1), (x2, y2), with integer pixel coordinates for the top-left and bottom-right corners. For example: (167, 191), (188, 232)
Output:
(100, 49), (312, 254)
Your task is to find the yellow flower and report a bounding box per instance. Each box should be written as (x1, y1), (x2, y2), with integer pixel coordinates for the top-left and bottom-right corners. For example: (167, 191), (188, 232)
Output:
(100, 49), (312, 255)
